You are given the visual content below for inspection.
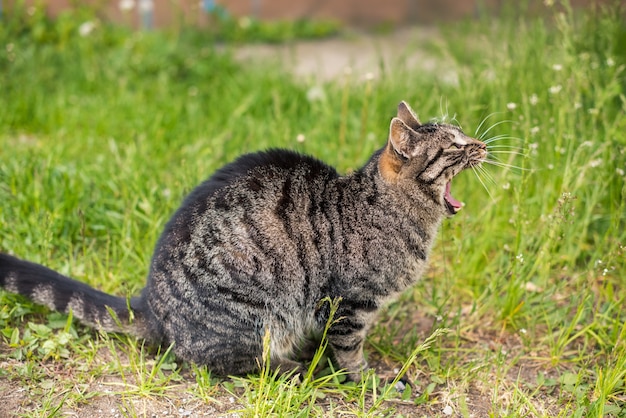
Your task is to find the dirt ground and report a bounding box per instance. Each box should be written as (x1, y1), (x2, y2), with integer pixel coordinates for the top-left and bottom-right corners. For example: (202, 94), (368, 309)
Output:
(0, 309), (563, 417)
(231, 27), (451, 82)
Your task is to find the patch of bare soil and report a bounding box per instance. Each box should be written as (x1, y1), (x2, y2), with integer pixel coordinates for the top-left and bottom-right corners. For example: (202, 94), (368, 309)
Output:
(1, 322), (570, 418)
(0, 355), (240, 418)
(232, 27), (453, 82)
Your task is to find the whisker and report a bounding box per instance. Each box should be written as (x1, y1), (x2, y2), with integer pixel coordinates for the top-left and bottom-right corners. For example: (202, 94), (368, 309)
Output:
(474, 112), (504, 137)
(477, 161), (498, 178)
(478, 119), (515, 140)
(487, 147), (526, 155)
(487, 144), (525, 150)
(451, 114), (461, 130)
(471, 166), (495, 201)
(488, 154), (523, 164)
(484, 159), (530, 171)
(488, 150), (529, 158)
(483, 134), (523, 144)
(475, 165), (498, 188)
(484, 135), (509, 144)
(439, 97), (448, 123)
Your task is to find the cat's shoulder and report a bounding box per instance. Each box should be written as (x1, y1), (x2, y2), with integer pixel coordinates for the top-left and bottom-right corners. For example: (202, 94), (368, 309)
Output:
(213, 149), (337, 183)
(233, 148), (334, 174)
(182, 149), (337, 207)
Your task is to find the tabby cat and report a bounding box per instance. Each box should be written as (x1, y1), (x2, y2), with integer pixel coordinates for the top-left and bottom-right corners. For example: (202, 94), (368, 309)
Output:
(0, 101), (486, 382)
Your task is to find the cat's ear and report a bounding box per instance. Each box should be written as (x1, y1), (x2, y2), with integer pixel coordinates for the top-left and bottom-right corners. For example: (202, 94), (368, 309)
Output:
(379, 117), (422, 182)
(397, 101), (421, 131)
(389, 117), (421, 158)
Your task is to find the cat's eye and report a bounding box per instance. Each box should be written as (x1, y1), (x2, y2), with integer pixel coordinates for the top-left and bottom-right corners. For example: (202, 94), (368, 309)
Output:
(451, 143), (463, 149)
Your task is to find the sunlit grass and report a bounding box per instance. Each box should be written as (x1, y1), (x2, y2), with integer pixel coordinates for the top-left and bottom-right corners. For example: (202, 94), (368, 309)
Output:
(1, 1), (625, 417)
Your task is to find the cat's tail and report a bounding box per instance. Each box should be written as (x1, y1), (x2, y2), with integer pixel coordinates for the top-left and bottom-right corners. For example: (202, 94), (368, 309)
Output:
(0, 253), (156, 341)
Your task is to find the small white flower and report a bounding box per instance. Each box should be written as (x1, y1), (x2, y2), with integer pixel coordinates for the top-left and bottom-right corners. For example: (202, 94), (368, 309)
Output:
(588, 108), (599, 115)
(520, 328), (527, 334)
(296, 133), (306, 143)
(525, 282), (543, 292)
(79, 21), (95, 37)
(364, 72), (375, 81)
(483, 69), (496, 81)
(502, 182), (510, 190)
(529, 93), (539, 106)
(507, 102), (517, 110)
(530, 126), (540, 136)
(552, 63), (563, 71)
(606, 57), (615, 67)
(548, 164), (554, 170)
(589, 159), (602, 168)
(306, 86), (326, 102)
(549, 85), (562, 95)
(516, 253), (524, 264)
(617, 168), (625, 176)
(442, 405), (453, 416)
(118, 0), (135, 11)
(440, 71), (459, 86)
(574, 102), (582, 110)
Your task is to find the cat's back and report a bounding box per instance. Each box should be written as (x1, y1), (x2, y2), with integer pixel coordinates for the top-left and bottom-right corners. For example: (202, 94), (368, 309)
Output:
(182, 149), (338, 213)
(150, 149), (340, 276)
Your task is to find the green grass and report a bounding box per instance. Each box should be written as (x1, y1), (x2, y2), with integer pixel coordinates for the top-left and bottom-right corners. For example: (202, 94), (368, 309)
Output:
(1, 1), (625, 416)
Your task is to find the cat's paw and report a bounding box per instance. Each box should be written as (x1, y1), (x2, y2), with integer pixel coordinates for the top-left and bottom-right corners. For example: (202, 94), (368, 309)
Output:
(377, 369), (412, 392)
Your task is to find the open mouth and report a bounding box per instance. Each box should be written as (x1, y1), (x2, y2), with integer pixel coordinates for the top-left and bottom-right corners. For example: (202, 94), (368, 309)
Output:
(444, 181), (463, 215)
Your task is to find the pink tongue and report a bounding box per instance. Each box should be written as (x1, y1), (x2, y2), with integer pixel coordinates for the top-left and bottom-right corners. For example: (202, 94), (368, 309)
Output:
(445, 182), (462, 209)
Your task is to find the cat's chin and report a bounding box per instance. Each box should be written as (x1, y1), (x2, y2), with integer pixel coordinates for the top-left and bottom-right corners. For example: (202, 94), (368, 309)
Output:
(444, 181), (463, 215)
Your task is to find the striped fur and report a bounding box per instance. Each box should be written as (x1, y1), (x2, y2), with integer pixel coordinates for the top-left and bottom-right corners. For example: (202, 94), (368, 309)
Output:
(0, 101), (486, 381)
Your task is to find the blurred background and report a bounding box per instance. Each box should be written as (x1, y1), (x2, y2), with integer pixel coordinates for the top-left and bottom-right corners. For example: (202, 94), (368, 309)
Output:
(2, 0), (616, 28)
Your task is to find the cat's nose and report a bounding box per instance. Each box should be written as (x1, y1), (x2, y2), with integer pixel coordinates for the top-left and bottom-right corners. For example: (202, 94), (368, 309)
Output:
(475, 140), (487, 149)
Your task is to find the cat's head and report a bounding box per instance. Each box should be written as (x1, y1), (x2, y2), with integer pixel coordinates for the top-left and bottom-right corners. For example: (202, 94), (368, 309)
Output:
(379, 101), (487, 216)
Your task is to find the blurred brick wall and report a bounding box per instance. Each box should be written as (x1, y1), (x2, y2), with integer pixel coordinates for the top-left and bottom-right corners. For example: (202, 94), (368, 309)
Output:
(7, 0), (612, 28)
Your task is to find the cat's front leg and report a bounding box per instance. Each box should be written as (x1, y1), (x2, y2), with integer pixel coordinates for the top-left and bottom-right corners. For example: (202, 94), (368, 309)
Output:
(327, 317), (369, 382)
(269, 357), (309, 382)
